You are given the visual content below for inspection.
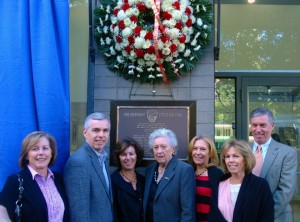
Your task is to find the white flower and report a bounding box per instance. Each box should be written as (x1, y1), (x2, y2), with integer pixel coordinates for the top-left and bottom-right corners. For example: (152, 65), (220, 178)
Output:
(137, 59), (145, 66)
(162, 48), (171, 55)
(203, 25), (208, 29)
(136, 67), (143, 72)
(179, 64), (184, 68)
(122, 27), (132, 38)
(191, 39), (197, 46)
(117, 10), (127, 20)
(202, 5), (207, 12)
(105, 53), (111, 57)
(106, 5), (110, 13)
(194, 45), (201, 51)
(169, 28), (180, 40)
(175, 59), (182, 63)
(105, 14), (109, 21)
(103, 26), (108, 34)
(106, 37), (112, 45)
(178, 44), (185, 52)
(110, 46), (116, 55)
(96, 27), (101, 33)
(172, 10), (183, 20)
(134, 37), (145, 48)
(146, 61), (155, 66)
(99, 18), (103, 26)
(197, 18), (203, 26)
(190, 56), (195, 61)
(143, 41), (152, 49)
(148, 75), (155, 79)
(117, 56), (124, 63)
(147, 67), (155, 72)
(100, 38), (105, 45)
(128, 69), (134, 74)
(156, 74), (163, 77)
(111, 17), (117, 24)
(184, 49), (191, 57)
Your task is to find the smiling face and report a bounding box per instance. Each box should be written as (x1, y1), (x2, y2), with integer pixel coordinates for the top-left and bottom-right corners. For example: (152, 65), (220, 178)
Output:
(153, 136), (174, 167)
(119, 146), (137, 171)
(224, 147), (245, 176)
(250, 114), (274, 145)
(84, 119), (110, 152)
(27, 137), (52, 174)
(192, 139), (210, 167)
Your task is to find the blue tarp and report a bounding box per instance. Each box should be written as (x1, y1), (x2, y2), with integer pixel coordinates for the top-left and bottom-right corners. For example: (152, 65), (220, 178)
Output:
(0, 0), (70, 190)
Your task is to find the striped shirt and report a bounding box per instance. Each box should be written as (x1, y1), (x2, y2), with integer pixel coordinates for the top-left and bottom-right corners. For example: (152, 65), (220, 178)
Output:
(195, 175), (212, 222)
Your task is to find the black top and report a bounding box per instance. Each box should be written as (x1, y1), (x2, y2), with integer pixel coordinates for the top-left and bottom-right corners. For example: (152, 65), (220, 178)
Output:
(111, 170), (145, 222)
(0, 166), (69, 222)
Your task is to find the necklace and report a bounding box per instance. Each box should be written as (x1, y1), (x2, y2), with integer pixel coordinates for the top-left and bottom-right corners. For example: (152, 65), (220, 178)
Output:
(195, 169), (207, 176)
(154, 168), (165, 184)
(120, 171), (136, 183)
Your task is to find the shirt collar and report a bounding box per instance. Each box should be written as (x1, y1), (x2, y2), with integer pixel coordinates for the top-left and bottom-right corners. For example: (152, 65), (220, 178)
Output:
(27, 164), (54, 180)
(253, 137), (272, 152)
(91, 147), (108, 163)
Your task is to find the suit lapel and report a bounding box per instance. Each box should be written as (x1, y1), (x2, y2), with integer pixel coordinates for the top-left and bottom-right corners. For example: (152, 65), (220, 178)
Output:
(155, 157), (176, 199)
(86, 146), (111, 198)
(261, 140), (279, 178)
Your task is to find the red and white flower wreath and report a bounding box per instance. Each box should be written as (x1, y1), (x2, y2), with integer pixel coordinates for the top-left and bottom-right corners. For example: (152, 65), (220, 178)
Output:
(94, 0), (213, 85)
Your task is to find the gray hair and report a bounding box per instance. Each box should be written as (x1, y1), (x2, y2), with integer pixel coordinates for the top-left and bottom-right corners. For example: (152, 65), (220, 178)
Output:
(84, 112), (111, 130)
(250, 108), (274, 124)
(148, 128), (178, 149)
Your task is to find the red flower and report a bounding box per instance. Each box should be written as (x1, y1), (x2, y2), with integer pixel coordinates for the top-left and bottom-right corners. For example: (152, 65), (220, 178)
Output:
(137, 3), (146, 12)
(124, 45), (133, 53)
(160, 35), (170, 43)
(172, 2), (180, 10)
(128, 35), (135, 44)
(178, 34), (186, 43)
(123, 0), (128, 3)
(175, 21), (183, 30)
(162, 12), (172, 20)
(186, 18), (192, 27)
(170, 43), (177, 53)
(118, 20), (125, 30)
(130, 15), (138, 23)
(113, 8), (119, 16)
(135, 49), (144, 58)
(185, 7), (192, 16)
(134, 26), (142, 36)
(159, 25), (166, 33)
(116, 35), (123, 43)
(146, 45), (156, 54)
(122, 3), (130, 11)
(145, 32), (153, 40)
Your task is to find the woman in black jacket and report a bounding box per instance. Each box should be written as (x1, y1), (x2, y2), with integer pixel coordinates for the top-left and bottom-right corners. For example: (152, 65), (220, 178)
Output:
(0, 131), (69, 222)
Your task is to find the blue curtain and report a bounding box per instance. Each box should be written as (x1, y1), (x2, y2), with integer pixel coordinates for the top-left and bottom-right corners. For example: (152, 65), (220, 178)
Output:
(0, 0), (70, 189)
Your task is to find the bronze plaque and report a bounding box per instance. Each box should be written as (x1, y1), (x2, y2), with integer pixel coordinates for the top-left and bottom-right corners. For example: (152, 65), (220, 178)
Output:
(110, 101), (196, 166)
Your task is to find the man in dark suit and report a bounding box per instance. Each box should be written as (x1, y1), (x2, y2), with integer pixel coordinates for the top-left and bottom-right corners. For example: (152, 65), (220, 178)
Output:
(250, 108), (297, 222)
(64, 112), (113, 222)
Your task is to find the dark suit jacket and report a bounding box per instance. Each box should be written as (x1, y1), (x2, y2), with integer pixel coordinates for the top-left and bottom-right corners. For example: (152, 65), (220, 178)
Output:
(209, 173), (274, 222)
(0, 166), (69, 222)
(143, 157), (196, 222)
(64, 143), (113, 222)
(251, 139), (297, 222)
(111, 170), (145, 222)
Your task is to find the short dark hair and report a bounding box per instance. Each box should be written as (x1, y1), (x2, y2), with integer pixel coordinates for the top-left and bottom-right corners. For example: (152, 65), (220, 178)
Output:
(113, 137), (144, 169)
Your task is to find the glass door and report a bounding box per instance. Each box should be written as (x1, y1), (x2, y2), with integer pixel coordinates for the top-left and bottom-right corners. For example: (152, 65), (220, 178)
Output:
(241, 76), (300, 220)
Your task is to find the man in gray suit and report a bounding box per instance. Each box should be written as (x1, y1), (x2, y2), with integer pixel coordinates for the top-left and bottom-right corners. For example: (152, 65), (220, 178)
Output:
(250, 108), (297, 222)
(64, 112), (113, 222)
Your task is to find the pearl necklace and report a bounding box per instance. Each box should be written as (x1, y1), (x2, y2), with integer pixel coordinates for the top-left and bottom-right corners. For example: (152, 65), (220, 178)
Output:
(154, 169), (165, 184)
(195, 169), (207, 176)
(120, 171), (136, 183)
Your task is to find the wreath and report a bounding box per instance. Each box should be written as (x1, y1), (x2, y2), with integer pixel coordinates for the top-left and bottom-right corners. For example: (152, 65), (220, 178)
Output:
(94, 0), (213, 85)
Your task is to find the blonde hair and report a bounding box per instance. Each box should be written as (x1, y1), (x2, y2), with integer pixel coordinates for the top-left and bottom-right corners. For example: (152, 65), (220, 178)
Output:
(220, 139), (255, 174)
(187, 135), (219, 170)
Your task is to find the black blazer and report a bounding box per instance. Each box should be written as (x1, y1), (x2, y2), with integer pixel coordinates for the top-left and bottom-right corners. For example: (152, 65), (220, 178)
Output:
(111, 170), (145, 222)
(0, 166), (69, 222)
(206, 166), (224, 192)
(209, 173), (274, 222)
